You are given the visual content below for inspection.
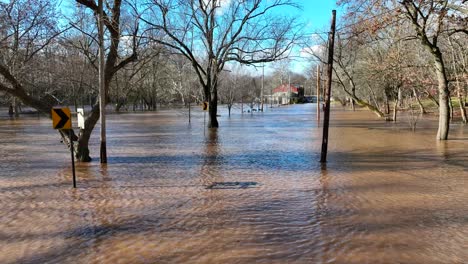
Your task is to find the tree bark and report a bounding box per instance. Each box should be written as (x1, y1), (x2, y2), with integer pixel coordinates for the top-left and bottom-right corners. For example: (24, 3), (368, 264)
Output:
(412, 87), (426, 114)
(434, 52), (450, 140)
(425, 89), (439, 107)
(400, 1), (450, 139)
(449, 94), (453, 121)
(393, 87), (400, 122)
(337, 80), (386, 118)
(209, 83), (219, 128)
(457, 83), (467, 123)
(384, 92), (390, 115)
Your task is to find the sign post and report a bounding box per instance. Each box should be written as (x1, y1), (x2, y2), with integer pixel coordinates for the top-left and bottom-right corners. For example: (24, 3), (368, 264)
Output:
(51, 107), (76, 188)
(69, 129), (76, 188)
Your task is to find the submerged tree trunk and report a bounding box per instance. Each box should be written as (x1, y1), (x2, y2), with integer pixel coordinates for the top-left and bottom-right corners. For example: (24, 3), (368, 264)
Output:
(434, 52), (450, 140)
(412, 87), (426, 114)
(209, 84), (219, 128)
(340, 84), (386, 118)
(384, 93), (390, 115)
(449, 95), (453, 122)
(350, 80), (356, 111)
(393, 87), (401, 122)
(203, 79), (219, 128)
(75, 96), (103, 161)
(13, 97), (19, 117)
(400, 0), (450, 140)
(241, 97), (244, 114)
(426, 89), (439, 107)
(457, 85), (467, 123)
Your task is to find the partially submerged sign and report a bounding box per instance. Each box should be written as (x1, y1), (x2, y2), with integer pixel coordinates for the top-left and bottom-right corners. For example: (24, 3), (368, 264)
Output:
(51, 107), (71, 129)
(207, 182), (258, 189)
(77, 108), (85, 129)
(51, 107), (76, 188)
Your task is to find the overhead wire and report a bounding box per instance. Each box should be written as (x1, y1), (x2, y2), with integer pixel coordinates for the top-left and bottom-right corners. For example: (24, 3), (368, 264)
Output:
(303, 7), (401, 36)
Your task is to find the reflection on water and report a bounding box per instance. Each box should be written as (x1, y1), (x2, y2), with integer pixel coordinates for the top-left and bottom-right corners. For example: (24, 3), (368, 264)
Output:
(0, 105), (467, 263)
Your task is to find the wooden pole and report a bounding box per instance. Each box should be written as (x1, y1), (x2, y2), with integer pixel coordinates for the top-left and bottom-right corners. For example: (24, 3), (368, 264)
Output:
(320, 10), (337, 163)
(288, 73), (291, 104)
(98, 0), (107, 163)
(188, 100), (191, 123)
(261, 63), (264, 112)
(316, 65), (321, 121)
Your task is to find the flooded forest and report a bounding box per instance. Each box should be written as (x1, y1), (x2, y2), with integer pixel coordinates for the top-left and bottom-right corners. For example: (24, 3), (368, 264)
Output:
(0, 0), (467, 263)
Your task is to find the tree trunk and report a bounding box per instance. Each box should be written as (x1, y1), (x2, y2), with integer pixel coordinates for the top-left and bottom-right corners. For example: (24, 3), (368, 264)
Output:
(457, 85), (467, 124)
(188, 101), (191, 123)
(434, 52), (450, 140)
(449, 95), (453, 121)
(412, 87), (426, 114)
(209, 84), (219, 128)
(13, 97), (19, 117)
(341, 86), (386, 118)
(384, 93), (390, 115)
(241, 97), (243, 114)
(350, 80), (355, 111)
(75, 101), (101, 162)
(393, 87), (400, 122)
(425, 90), (439, 107)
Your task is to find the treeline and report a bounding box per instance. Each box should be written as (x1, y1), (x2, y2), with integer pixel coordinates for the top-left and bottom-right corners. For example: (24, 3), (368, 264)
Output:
(0, 0), (302, 161)
(305, 0), (467, 138)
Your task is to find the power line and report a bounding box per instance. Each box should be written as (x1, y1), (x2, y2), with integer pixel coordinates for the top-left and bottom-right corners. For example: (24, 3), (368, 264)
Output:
(303, 7), (400, 36)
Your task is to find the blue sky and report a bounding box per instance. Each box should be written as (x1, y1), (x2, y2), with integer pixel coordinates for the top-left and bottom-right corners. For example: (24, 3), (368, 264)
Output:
(236, 1), (340, 77)
(274, 0), (339, 76)
(294, 0), (338, 31)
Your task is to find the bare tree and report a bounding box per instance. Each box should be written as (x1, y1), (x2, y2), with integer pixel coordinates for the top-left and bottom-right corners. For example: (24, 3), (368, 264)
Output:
(0, 0), (64, 115)
(140, 0), (301, 127)
(70, 0), (139, 161)
(338, 0), (467, 139)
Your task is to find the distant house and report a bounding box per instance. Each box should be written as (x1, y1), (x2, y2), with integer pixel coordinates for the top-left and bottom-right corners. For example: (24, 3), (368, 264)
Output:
(271, 84), (304, 105)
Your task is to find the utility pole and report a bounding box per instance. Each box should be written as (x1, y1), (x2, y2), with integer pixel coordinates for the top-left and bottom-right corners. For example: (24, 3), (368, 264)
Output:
(98, 0), (107, 163)
(288, 73), (291, 104)
(270, 84), (273, 108)
(320, 10), (337, 163)
(316, 65), (321, 121)
(261, 63), (265, 112)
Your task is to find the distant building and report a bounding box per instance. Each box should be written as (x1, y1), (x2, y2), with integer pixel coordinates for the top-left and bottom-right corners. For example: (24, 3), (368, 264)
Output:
(271, 84), (304, 104)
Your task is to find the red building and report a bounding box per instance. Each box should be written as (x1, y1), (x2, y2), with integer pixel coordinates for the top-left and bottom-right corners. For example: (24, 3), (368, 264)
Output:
(271, 84), (304, 104)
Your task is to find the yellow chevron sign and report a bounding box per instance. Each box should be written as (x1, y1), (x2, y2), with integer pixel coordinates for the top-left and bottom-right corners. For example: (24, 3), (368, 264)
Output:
(51, 107), (71, 129)
(202, 102), (209, 111)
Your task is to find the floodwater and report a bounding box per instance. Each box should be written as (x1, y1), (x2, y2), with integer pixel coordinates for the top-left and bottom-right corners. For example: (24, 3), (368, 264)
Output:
(0, 105), (467, 264)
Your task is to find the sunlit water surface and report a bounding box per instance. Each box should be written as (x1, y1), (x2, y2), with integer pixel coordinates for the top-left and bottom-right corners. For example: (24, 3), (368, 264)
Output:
(0, 105), (467, 263)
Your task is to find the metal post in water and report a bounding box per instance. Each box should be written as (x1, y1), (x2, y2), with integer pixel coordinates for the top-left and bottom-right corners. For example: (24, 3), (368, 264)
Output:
(317, 65), (321, 121)
(69, 130), (76, 188)
(261, 62), (264, 112)
(288, 73), (291, 104)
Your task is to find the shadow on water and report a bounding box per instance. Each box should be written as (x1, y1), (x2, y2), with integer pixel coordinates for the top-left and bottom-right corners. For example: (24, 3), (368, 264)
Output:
(199, 128), (224, 187)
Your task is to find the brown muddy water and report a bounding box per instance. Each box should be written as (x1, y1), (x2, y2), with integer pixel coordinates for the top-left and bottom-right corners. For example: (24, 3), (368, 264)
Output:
(0, 105), (467, 264)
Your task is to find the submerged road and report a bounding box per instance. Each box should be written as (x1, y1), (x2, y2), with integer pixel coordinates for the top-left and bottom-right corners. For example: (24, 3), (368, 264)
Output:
(0, 105), (467, 263)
